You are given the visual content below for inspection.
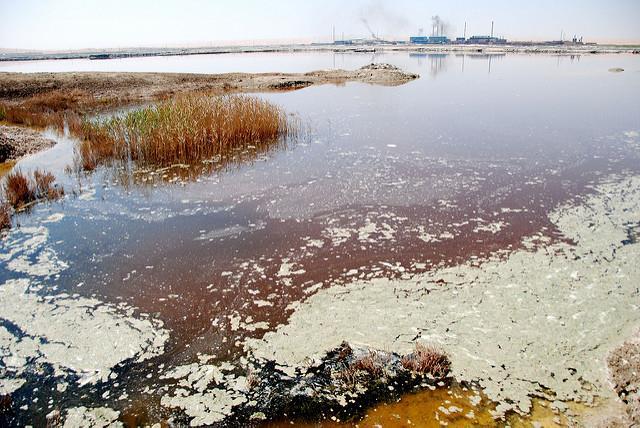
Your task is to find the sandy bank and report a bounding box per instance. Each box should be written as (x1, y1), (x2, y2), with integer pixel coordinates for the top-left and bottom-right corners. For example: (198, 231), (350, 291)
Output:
(0, 64), (418, 106)
(0, 125), (55, 162)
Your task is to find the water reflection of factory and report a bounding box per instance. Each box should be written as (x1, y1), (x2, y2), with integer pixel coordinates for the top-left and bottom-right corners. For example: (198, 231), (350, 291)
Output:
(409, 53), (448, 76)
(409, 52), (506, 76)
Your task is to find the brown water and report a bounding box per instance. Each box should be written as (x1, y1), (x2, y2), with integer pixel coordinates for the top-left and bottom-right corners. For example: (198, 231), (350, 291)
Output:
(1, 51), (639, 426)
(265, 385), (592, 427)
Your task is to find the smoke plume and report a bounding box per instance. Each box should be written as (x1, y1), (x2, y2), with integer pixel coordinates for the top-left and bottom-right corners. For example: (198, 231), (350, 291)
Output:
(359, 0), (411, 38)
(430, 15), (451, 36)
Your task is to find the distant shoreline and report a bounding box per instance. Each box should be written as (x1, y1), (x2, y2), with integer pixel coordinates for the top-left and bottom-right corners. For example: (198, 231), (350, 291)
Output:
(1, 42), (639, 63)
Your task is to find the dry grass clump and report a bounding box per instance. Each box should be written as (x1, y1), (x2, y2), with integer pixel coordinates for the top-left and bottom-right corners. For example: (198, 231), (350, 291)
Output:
(351, 350), (388, 377)
(3, 169), (64, 209)
(0, 102), (66, 130)
(335, 349), (391, 387)
(0, 90), (91, 132)
(34, 169), (64, 200)
(4, 170), (35, 207)
(401, 343), (451, 378)
(21, 90), (86, 112)
(73, 93), (296, 170)
(334, 363), (359, 386)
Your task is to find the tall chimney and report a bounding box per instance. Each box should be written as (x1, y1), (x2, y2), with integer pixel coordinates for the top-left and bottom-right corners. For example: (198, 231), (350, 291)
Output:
(491, 21), (494, 38)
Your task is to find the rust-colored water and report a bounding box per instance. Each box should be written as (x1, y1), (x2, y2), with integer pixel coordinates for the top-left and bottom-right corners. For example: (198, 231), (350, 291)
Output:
(266, 386), (596, 428)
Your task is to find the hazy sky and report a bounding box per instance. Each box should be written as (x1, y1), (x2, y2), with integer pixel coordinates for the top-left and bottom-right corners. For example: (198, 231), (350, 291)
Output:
(1, 0), (639, 50)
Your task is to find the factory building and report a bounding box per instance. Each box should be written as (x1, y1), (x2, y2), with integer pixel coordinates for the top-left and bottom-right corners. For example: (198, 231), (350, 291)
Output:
(465, 35), (507, 44)
(409, 35), (450, 45)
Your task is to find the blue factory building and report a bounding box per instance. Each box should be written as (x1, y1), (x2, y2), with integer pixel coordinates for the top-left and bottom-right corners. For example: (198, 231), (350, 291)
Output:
(410, 35), (450, 45)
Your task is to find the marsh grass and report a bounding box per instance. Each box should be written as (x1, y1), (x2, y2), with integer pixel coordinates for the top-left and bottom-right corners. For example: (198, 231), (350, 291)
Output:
(34, 169), (64, 200)
(0, 104), (65, 130)
(401, 343), (451, 378)
(3, 169), (64, 209)
(0, 90), (94, 131)
(72, 93), (297, 171)
(4, 170), (35, 207)
(22, 90), (86, 112)
(351, 350), (388, 377)
(335, 348), (393, 388)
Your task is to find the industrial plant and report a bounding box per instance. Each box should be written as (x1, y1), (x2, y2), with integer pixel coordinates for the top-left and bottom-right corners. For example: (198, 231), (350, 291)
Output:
(332, 18), (590, 47)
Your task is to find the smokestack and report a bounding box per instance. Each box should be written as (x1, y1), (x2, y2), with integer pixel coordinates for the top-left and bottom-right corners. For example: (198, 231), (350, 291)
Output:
(333, 25), (335, 43)
(463, 21), (467, 39)
(491, 21), (494, 38)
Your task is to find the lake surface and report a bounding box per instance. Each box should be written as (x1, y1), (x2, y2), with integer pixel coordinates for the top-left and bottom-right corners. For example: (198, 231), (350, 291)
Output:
(1, 51), (639, 426)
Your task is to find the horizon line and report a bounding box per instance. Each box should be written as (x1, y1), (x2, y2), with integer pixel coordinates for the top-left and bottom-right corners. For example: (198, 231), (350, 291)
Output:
(2, 37), (640, 53)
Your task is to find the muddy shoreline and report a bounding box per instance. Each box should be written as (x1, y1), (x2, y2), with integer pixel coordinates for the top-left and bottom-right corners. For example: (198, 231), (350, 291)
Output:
(1, 42), (638, 63)
(0, 125), (55, 163)
(0, 64), (418, 107)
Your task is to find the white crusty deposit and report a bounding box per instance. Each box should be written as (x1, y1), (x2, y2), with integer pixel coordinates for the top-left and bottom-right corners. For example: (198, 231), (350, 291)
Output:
(0, 279), (168, 388)
(247, 174), (640, 417)
(0, 217), (169, 394)
(63, 406), (123, 428)
(160, 360), (247, 426)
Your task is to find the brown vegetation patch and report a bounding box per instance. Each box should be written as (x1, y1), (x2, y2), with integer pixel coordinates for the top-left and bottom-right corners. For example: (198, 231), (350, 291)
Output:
(0, 103), (65, 130)
(350, 350), (388, 377)
(72, 93), (296, 170)
(4, 169), (35, 207)
(2, 168), (64, 209)
(401, 343), (451, 378)
(34, 169), (64, 200)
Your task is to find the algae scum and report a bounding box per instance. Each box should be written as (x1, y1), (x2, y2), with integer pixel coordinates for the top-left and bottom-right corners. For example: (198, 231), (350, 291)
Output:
(1, 52), (640, 426)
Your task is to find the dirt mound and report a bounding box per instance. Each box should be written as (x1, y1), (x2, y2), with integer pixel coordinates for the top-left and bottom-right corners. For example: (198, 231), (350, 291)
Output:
(0, 125), (55, 162)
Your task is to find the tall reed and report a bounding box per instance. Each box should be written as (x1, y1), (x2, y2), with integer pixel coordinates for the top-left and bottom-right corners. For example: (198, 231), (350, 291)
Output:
(73, 94), (296, 170)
